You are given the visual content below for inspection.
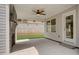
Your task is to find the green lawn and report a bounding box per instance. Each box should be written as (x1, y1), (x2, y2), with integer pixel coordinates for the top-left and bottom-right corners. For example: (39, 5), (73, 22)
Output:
(17, 33), (45, 40)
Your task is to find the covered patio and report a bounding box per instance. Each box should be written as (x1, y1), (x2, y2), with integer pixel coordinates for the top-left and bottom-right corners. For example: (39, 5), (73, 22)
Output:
(1, 4), (79, 55)
(9, 4), (79, 55)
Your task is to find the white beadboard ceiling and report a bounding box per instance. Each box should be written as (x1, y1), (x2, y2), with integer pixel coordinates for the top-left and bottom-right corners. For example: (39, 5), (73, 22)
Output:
(14, 4), (75, 21)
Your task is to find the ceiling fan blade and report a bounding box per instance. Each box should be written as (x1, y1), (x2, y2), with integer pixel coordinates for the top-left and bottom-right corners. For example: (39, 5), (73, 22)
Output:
(42, 14), (46, 15)
(41, 10), (44, 12)
(40, 13), (46, 15)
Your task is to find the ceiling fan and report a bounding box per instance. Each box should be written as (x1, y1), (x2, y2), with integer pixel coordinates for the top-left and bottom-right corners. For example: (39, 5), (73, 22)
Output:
(32, 9), (46, 15)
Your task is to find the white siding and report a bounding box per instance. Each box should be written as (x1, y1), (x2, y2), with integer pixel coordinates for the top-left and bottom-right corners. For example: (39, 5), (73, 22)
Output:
(0, 5), (6, 54)
(0, 5), (9, 54)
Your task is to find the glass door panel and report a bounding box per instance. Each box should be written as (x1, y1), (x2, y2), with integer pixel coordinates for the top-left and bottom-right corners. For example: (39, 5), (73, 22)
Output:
(66, 15), (73, 39)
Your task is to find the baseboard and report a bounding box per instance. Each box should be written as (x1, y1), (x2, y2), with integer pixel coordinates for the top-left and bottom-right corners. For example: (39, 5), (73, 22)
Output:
(45, 37), (79, 49)
(45, 38), (61, 43)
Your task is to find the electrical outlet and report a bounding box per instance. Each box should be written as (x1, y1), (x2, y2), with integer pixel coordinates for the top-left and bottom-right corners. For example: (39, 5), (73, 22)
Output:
(58, 35), (60, 38)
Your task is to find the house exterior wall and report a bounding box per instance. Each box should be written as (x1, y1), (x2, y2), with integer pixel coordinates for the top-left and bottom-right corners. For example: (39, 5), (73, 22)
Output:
(45, 5), (79, 47)
(44, 14), (62, 42)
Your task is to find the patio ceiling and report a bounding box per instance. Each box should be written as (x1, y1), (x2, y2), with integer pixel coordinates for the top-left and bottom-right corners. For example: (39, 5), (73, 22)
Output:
(14, 4), (75, 21)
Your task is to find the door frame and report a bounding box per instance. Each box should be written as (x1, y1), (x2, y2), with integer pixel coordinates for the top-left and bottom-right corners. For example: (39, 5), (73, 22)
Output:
(62, 10), (76, 44)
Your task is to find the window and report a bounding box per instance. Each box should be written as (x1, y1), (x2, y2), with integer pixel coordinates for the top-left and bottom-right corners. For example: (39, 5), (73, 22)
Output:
(46, 21), (51, 32)
(51, 19), (56, 32)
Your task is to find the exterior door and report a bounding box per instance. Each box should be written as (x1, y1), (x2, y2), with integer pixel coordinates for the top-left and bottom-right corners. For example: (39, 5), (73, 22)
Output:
(62, 10), (76, 44)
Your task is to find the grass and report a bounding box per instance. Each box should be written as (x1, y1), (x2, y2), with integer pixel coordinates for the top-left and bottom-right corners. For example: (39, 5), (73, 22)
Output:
(17, 33), (45, 40)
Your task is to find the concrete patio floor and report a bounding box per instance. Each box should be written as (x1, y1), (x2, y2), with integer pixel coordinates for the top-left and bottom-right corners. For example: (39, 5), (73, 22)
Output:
(10, 38), (79, 55)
